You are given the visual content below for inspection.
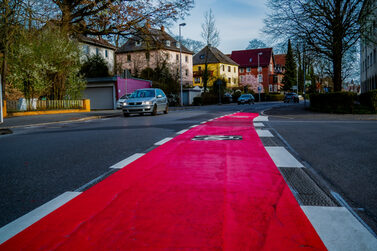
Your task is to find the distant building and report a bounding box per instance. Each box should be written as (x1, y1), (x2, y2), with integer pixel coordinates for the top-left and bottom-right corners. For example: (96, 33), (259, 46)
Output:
(116, 26), (194, 86)
(230, 48), (278, 93)
(78, 35), (117, 74)
(193, 45), (239, 88)
(360, 0), (377, 93)
(274, 54), (286, 91)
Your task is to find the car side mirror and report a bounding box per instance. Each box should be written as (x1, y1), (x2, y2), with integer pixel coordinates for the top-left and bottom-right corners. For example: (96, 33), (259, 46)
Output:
(157, 95), (162, 98)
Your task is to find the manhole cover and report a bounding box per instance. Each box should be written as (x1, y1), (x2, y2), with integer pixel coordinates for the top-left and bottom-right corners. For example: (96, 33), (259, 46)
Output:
(192, 135), (242, 141)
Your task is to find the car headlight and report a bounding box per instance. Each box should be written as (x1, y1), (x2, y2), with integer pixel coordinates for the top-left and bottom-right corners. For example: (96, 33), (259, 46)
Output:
(122, 102), (127, 106)
(143, 101), (152, 105)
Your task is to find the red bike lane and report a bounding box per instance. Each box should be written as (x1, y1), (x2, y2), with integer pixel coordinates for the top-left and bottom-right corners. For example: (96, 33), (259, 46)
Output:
(0, 113), (326, 250)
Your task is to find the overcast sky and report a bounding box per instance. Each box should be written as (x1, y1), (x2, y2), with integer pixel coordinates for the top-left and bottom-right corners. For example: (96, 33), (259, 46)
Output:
(170, 0), (268, 54)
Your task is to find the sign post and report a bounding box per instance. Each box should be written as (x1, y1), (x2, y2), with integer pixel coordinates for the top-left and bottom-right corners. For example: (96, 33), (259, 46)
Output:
(257, 86), (261, 102)
(0, 74), (3, 124)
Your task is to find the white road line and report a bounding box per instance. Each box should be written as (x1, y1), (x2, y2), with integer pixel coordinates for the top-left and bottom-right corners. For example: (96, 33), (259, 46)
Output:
(189, 125), (199, 128)
(176, 129), (188, 135)
(254, 115), (269, 121)
(265, 146), (304, 168)
(253, 122), (265, 127)
(256, 129), (274, 137)
(200, 121), (206, 124)
(0, 192), (81, 245)
(109, 153), (145, 169)
(154, 137), (173, 145)
(301, 206), (377, 251)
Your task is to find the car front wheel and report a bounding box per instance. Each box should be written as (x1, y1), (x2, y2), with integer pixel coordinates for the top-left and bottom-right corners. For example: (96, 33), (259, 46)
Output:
(152, 104), (157, 116)
(164, 105), (168, 114)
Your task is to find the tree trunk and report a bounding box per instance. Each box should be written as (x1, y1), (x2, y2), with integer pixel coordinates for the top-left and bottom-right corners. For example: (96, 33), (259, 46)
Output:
(332, 0), (343, 92)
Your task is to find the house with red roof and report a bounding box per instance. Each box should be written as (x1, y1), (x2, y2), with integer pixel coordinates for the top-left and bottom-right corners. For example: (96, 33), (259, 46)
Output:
(274, 54), (286, 92)
(231, 48), (281, 93)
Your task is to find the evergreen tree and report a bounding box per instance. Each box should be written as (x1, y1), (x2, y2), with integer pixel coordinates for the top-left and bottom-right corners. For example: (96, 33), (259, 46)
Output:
(282, 39), (297, 91)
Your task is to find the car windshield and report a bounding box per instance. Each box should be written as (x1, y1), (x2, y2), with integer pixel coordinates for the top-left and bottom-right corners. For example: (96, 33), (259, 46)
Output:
(120, 94), (129, 99)
(130, 90), (155, 98)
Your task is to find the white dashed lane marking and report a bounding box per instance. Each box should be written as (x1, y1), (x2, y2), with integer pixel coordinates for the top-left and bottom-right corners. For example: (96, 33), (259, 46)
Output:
(301, 206), (377, 251)
(0, 192), (81, 245)
(176, 129), (188, 135)
(253, 122), (264, 127)
(256, 129), (274, 137)
(265, 146), (304, 168)
(254, 116), (269, 121)
(154, 137), (173, 145)
(109, 153), (145, 169)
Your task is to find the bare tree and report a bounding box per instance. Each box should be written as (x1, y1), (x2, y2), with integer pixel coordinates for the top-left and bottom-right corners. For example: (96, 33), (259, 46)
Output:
(201, 9), (220, 47)
(263, 0), (373, 92)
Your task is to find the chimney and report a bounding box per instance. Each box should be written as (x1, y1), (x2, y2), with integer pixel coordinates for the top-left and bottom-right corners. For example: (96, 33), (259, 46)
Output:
(161, 25), (165, 32)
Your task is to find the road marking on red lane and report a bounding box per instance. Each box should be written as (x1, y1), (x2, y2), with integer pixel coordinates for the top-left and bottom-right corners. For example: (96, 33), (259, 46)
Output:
(254, 115), (269, 121)
(0, 112), (326, 250)
(301, 206), (377, 250)
(176, 129), (189, 135)
(154, 137), (173, 145)
(0, 192), (81, 245)
(109, 153), (145, 169)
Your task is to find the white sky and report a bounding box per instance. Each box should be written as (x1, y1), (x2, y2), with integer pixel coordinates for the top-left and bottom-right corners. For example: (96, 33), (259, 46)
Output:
(170, 0), (268, 54)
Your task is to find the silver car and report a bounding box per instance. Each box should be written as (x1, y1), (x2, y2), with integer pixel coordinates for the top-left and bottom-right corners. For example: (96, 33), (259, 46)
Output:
(122, 88), (168, 117)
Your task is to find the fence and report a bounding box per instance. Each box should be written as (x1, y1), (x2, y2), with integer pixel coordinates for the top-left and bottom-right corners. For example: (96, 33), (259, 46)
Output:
(6, 99), (85, 112)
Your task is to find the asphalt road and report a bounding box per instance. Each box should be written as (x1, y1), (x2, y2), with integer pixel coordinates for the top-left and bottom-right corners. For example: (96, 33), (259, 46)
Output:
(0, 103), (280, 228)
(265, 104), (377, 234)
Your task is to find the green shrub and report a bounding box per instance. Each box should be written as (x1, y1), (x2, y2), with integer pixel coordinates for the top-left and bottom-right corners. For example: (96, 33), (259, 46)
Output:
(309, 92), (357, 113)
(193, 96), (202, 106)
(359, 90), (377, 113)
(201, 93), (218, 105)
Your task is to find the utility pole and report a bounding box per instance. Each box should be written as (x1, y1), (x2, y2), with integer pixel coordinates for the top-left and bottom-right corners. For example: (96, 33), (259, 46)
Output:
(179, 23), (186, 106)
(0, 74), (3, 123)
(303, 45), (306, 108)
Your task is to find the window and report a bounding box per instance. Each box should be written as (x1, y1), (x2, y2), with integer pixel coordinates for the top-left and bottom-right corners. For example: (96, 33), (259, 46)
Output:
(176, 42), (180, 48)
(185, 69), (188, 76)
(185, 55), (188, 62)
(96, 47), (99, 56)
(84, 45), (89, 54)
(146, 52), (150, 61)
(105, 50), (108, 58)
(228, 66), (231, 72)
(165, 40), (171, 46)
(176, 54), (179, 61)
(228, 77), (231, 83)
(249, 58), (253, 62)
(127, 55), (131, 62)
(198, 66), (202, 71)
(222, 65), (225, 71)
(234, 67), (236, 73)
(246, 67), (251, 72)
(194, 77), (201, 83)
(258, 74), (263, 83)
(240, 68), (244, 73)
(135, 41), (142, 46)
(200, 54), (205, 59)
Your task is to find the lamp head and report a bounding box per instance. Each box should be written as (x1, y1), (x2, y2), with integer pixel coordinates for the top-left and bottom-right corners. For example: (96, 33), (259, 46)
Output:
(179, 23), (186, 27)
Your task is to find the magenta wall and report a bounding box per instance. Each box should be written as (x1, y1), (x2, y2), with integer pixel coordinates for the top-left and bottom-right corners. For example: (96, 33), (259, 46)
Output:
(116, 77), (152, 99)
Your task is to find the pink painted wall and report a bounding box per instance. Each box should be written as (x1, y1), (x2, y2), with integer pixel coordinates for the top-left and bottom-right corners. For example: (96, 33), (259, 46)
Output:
(116, 77), (152, 99)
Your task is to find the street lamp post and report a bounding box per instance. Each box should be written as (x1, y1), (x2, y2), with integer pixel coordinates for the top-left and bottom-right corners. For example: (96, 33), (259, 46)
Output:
(179, 23), (186, 106)
(258, 52), (263, 102)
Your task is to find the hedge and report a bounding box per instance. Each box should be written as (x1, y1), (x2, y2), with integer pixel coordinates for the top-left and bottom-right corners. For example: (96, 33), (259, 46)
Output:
(359, 90), (377, 113)
(309, 92), (357, 113)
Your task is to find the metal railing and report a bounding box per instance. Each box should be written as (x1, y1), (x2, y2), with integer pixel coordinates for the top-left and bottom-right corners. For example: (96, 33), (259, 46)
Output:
(6, 99), (84, 112)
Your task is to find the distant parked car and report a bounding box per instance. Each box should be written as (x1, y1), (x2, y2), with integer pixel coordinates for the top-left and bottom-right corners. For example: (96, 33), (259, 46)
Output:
(122, 88), (168, 117)
(224, 93), (233, 103)
(238, 94), (255, 105)
(116, 94), (131, 109)
(284, 93), (299, 103)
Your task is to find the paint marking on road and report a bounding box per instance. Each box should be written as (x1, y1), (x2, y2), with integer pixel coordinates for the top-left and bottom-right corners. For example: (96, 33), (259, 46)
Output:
(189, 125), (199, 128)
(200, 121), (206, 124)
(256, 129), (274, 137)
(265, 146), (304, 168)
(253, 122), (265, 127)
(0, 192), (81, 245)
(254, 115), (269, 121)
(176, 129), (189, 135)
(301, 206), (377, 251)
(109, 153), (145, 169)
(154, 137), (173, 145)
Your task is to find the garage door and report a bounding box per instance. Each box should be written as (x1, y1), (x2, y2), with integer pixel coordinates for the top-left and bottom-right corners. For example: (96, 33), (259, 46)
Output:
(83, 86), (114, 110)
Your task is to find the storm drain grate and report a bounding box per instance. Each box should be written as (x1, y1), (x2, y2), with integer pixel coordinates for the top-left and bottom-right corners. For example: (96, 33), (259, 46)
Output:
(279, 168), (339, 207)
(192, 135), (242, 141)
(260, 137), (283, 146)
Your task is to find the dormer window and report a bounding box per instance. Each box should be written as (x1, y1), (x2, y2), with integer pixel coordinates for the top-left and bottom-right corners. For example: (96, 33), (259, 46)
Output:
(165, 40), (171, 46)
(176, 42), (180, 48)
(249, 58), (253, 62)
(200, 54), (205, 59)
(135, 41), (142, 46)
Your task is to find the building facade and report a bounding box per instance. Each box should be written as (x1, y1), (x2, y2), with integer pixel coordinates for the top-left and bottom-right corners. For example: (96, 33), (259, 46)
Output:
(230, 48), (277, 93)
(193, 45), (239, 88)
(78, 35), (117, 74)
(274, 54), (286, 92)
(360, 0), (377, 93)
(116, 26), (194, 86)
